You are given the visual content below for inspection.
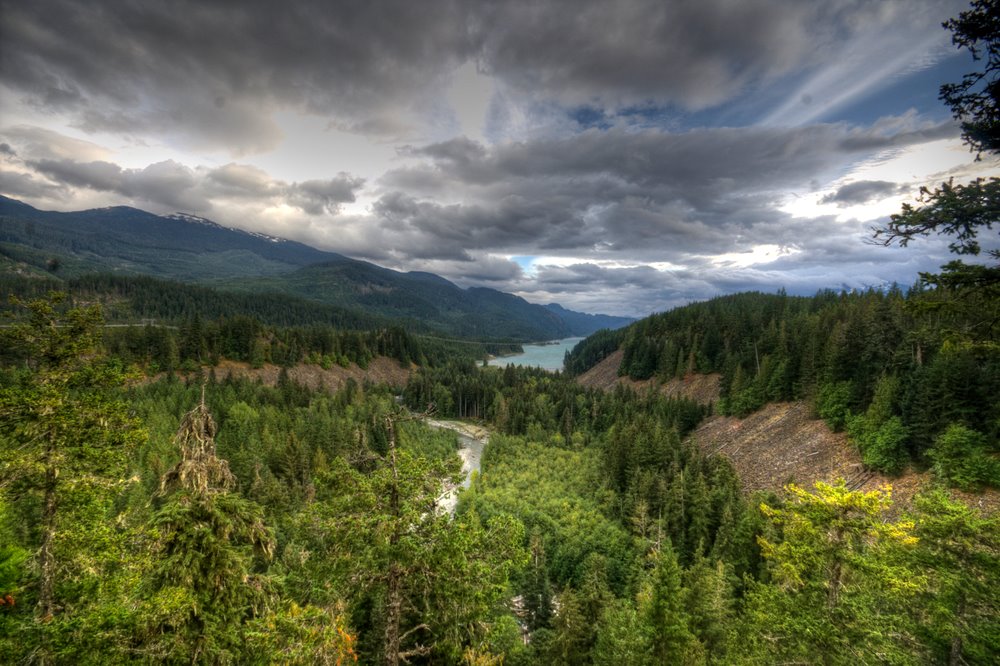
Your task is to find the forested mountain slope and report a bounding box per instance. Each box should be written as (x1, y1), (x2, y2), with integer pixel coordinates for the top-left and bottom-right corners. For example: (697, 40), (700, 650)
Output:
(0, 194), (340, 279)
(567, 288), (1000, 488)
(230, 260), (574, 341)
(1, 196), (631, 341)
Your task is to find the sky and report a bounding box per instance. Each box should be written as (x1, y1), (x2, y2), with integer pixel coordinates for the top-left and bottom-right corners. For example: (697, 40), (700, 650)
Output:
(1, 0), (998, 317)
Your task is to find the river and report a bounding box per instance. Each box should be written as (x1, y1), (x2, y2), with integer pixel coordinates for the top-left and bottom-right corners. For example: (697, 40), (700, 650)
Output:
(427, 419), (488, 514)
(486, 337), (583, 372)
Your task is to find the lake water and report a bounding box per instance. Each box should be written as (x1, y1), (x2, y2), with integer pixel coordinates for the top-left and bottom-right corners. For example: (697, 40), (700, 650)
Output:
(487, 337), (584, 372)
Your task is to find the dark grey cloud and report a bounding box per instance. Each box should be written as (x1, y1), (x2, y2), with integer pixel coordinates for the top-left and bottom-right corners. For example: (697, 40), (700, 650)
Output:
(373, 120), (957, 262)
(28, 158), (205, 210)
(820, 180), (903, 206)
(0, 169), (66, 199)
(0, 0), (982, 317)
(1, 0), (963, 153)
(18, 155), (365, 217)
(204, 163), (277, 200)
(287, 175), (365, 215)
(1, 0), (477, 150)
(476, 0), (962, 110)
(30, 159), (128, 192)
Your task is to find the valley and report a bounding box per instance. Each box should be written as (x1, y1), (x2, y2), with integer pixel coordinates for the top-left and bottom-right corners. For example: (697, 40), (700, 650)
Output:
(1, 177), (997, 666)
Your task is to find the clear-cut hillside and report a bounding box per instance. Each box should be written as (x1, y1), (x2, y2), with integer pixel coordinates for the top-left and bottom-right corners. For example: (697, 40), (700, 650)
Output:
(576, 348), (722, 404)
(576, 345), (1000, 511)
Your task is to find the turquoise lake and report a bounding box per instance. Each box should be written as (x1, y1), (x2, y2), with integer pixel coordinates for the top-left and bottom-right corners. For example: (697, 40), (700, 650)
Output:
(487, 337), (584, 372)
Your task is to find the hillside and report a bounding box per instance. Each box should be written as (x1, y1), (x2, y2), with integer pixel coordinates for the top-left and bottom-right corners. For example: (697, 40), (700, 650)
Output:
(577, 349), (1000, 511)
(543, 303), (635, 336)
(0, 195), (340, 279)
(576, 348), (721, 404)
(568, 289), (1000, 488)
(167, 356), (412, 392)
(233, 261), (574, 341)
(0, 196), (631, 341)
(575, 348), (878, 496)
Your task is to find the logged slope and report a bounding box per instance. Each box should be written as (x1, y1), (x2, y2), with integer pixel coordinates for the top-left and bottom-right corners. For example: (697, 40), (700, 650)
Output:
(689, 401), (1000, 513)
(691, 402), (870, 494)
(172, 357), (412, 392)
(576, 348), (722, 404)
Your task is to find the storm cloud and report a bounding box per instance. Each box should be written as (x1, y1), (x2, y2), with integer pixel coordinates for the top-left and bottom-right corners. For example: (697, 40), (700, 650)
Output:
(820, 180), (905, 206)
(1, 0), (994, 317)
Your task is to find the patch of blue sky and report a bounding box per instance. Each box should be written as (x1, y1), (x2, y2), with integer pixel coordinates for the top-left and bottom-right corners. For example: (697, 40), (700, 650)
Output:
(817, 52), (972, 127)
(510, 255), (538, 276)
(568, 106), (613, 130)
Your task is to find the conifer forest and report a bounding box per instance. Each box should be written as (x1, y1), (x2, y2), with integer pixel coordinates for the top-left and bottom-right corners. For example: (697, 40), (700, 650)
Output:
(2, 1), (1000, 664)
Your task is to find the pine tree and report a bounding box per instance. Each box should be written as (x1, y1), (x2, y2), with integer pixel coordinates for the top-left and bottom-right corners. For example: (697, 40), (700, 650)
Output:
(642, 542), (703, 665)
(139, 393), (276, 663)
(910, 490), (1000, 664)
(523, 530), (554, 630)
(0, 295), (142, 664)
(738, 481), (922, 664)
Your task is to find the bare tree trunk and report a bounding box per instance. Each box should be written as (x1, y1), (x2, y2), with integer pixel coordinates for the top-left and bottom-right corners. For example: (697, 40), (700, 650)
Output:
(827, 559), (842, 609)
(384, 561), (404, 666)
(383, 417), (402, 666)
(949, 596), (965, 666)
(36, 438), (58, 665)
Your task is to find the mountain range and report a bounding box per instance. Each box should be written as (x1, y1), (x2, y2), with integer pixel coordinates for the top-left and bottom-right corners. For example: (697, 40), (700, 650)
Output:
(0, 196), (633, 340)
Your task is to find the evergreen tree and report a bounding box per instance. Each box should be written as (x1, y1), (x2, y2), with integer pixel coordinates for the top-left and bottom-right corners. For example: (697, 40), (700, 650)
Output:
(0, 295), (142, 664)
(910, 490), (1000, 664)
(139, 395), (276, 663)
(523, 530), (554, 630)
(642, 542), (702, 665)
(738, 481), (921, 664)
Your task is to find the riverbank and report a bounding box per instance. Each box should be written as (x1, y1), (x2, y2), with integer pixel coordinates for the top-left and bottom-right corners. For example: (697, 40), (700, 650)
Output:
(426, 419), (489, 514)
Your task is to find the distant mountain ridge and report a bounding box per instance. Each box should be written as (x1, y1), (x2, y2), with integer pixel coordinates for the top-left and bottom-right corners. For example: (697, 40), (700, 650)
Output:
(543, 303), (633, 336)
(0, 196), (633, 340)
(0, 195), (341, 279)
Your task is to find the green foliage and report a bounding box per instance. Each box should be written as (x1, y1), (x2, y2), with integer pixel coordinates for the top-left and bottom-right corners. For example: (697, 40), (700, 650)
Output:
(928, 423), (999, 491)
(940, 0), (1000, 157)
(1, 283), (998, 664)
(845, 376), (909, 474)
(137, 399), (276, 663)
(464, 434), (635, 595)
(244, 602), (358, 665)
(738, 481), (922, 664)
(642, 543), (704, 665)
(879, 177), (1000, 261)
(592, 598), (651, 666)
(909, 490), (1000, 664)
(817, 380), (854, 432)
(0, 294), (144, 663)
(302, 417), (525, 664)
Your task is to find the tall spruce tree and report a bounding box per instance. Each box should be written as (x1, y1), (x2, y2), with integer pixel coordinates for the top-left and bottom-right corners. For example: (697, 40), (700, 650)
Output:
(139, 393), (275, 664)
(0, 294), (141, 664)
